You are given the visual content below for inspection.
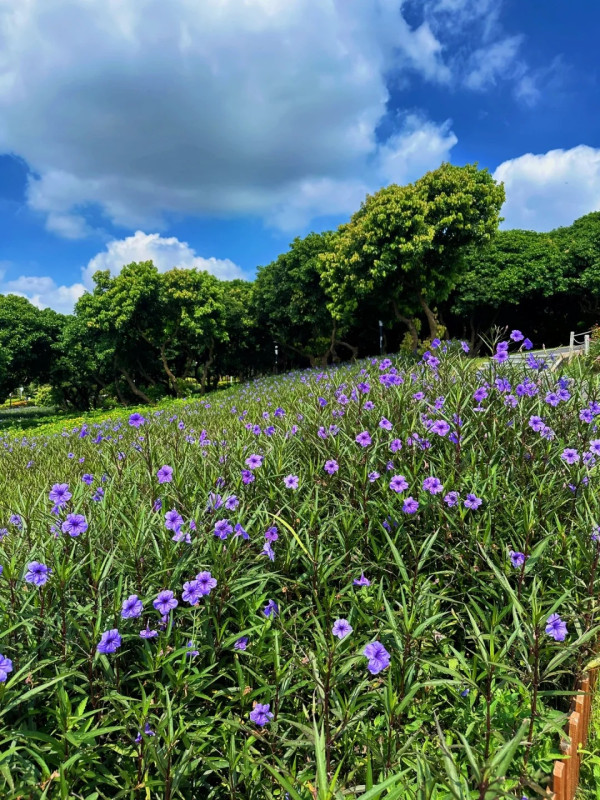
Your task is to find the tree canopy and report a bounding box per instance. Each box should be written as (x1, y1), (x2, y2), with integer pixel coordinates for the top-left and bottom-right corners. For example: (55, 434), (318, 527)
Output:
(320, 162), (505, 347)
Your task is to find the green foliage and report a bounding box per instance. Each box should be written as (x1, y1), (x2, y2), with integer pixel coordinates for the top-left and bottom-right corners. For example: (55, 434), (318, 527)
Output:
(321, 163), (505, 344)
(0, 295), (64, 399)
(0, 345), (597, 797)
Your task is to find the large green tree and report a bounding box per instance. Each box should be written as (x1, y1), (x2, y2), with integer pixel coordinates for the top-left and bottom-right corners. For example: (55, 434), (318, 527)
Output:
(254, 231), (357, 367)
(320, 163), (505, 347)
(0, 295), (64, 400)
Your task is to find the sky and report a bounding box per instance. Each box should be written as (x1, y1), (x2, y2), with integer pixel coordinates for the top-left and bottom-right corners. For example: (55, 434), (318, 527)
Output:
(0, 0), (599, 314)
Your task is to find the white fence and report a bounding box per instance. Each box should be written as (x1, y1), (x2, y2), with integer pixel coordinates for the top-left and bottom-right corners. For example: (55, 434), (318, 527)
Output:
(569, 330), (592, 356)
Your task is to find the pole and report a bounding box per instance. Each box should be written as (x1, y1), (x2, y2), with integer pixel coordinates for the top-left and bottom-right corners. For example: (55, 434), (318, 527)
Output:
(585, 334), (590, 356)
(379, 320), (383, 355)
(569, 331), (574, 356)
(274, 344), (279, 374)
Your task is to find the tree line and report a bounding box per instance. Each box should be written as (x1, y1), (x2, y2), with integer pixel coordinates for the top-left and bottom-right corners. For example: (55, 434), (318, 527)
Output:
(1, 161), (599, 409)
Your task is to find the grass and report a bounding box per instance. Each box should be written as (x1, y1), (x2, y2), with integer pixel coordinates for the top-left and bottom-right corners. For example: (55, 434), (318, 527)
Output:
(0, 343), (598, 798)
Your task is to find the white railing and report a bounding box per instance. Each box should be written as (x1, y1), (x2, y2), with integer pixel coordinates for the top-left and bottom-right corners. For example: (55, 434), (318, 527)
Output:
(569, 330), (593, 356)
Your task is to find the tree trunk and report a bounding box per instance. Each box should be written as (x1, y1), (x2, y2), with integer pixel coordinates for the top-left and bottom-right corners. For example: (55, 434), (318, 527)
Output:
(200, 340), (215, 395)
(392, 300), (419, 351)
(418, 292), (439, 340)
(336, 340), (359, 361)
(120, 368), (153, 405)
(159, 343), (179, 397)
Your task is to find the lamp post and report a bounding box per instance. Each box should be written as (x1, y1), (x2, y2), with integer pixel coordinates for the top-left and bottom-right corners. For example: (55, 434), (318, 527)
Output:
(378, 320), (383, 355)
(274, 344), (279, 373)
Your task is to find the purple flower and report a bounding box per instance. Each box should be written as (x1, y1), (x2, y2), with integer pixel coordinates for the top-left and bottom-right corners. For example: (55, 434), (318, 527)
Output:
(363, 641), (391, 674)
(263, 599), (279, 618)
(464, 493), (482, 510)
(332, 619), (353, 639)
(0, 654), (13, 683)
(234, 522), (249, 540)
(389, 475), (408, 493)
(157, 465), (173, 484)
(225, 495), (239, 510)
(214, 519), (233, 539)
(509, 550), (526, 568)
(182, 580), (203, 605)
(25, 561), (51, 586)
(97, 629), (122, 654)
(140, 626), (158, 639)
(196, 571), (217, 595)
(61, 513), (88, 537)
(186, 640), (199, 657)
(368, 471), (380, 482)
(261, 541), (275, 561)
(423, 476), (444, 495)
(510, 330), (524, 342)
(153, 590), (178, 615)
(165, 509), (183, 531)
(128, 413), (146, 428)
(390, 438), (402, 453)
(82, 474), (94, 485)
(523, 338), (533, 350)
(250, 703), (274, 726)
(431, 420), (450, 436)
(241, 469), (255, 484)
(529, 416), (544, 432)
(546, 613), (568, 642)
(234, 636), (249, 650)
(561, 448), (580, 465)
(355, 431), (372, 447)
(402, 497), (419, 514)
(493, 350), (509, 363)
(353, 573), (370, 587)
(9, 514), (22, 528)
(324, 459), (339, 475)
(265, 526), (278, 542)
(379, 418), (393, 431)
(245, 454), (263, 469)
(283, 474), (299, 489)
(121, 595), (143, 618)
(473, 387), (488, 403)
(444, 491), (459, 507)
(49, 483), (72, 506)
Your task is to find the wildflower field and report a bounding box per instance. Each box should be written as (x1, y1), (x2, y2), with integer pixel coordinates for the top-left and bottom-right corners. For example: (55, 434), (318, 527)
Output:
(0, 336), (599, 799)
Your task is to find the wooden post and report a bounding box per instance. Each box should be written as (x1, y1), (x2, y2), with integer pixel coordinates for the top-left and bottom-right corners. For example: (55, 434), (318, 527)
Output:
(552, 760), (565, 800)
(551, 668), (598, 800)
(585, 334), (590, 356)
(569, 331), (575, 356)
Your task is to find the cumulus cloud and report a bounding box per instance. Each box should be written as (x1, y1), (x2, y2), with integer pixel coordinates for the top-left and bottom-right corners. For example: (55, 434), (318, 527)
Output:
(493, 145), (600, 230)
(0, 231), (246, 314)
(81, 230), (245, 287)
(268, 114), (458, 230)
(0, 0), (465, 236)
(0, 276), (86, 315)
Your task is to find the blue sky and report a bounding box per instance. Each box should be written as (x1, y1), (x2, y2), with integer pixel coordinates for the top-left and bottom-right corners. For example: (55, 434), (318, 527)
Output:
(0, 0), (598, 313)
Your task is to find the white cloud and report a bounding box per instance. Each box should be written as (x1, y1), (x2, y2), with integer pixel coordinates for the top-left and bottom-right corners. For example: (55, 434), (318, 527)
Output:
(493, 145), (600, 230)
(1, 231), (246, 314)
(269, 114), (458, 230)
(81, 230), (245, 287)
(464, 35), (524, 91)
(0, 276), (86, 314)
(0, 0), (459, 236)
(374, 114), (458, 185)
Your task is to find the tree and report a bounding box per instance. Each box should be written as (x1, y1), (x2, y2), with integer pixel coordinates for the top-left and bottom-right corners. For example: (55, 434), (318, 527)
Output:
(320, 163), (505, 348)
(0, 295), (64, 400)
(254, 231), (357, 367)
